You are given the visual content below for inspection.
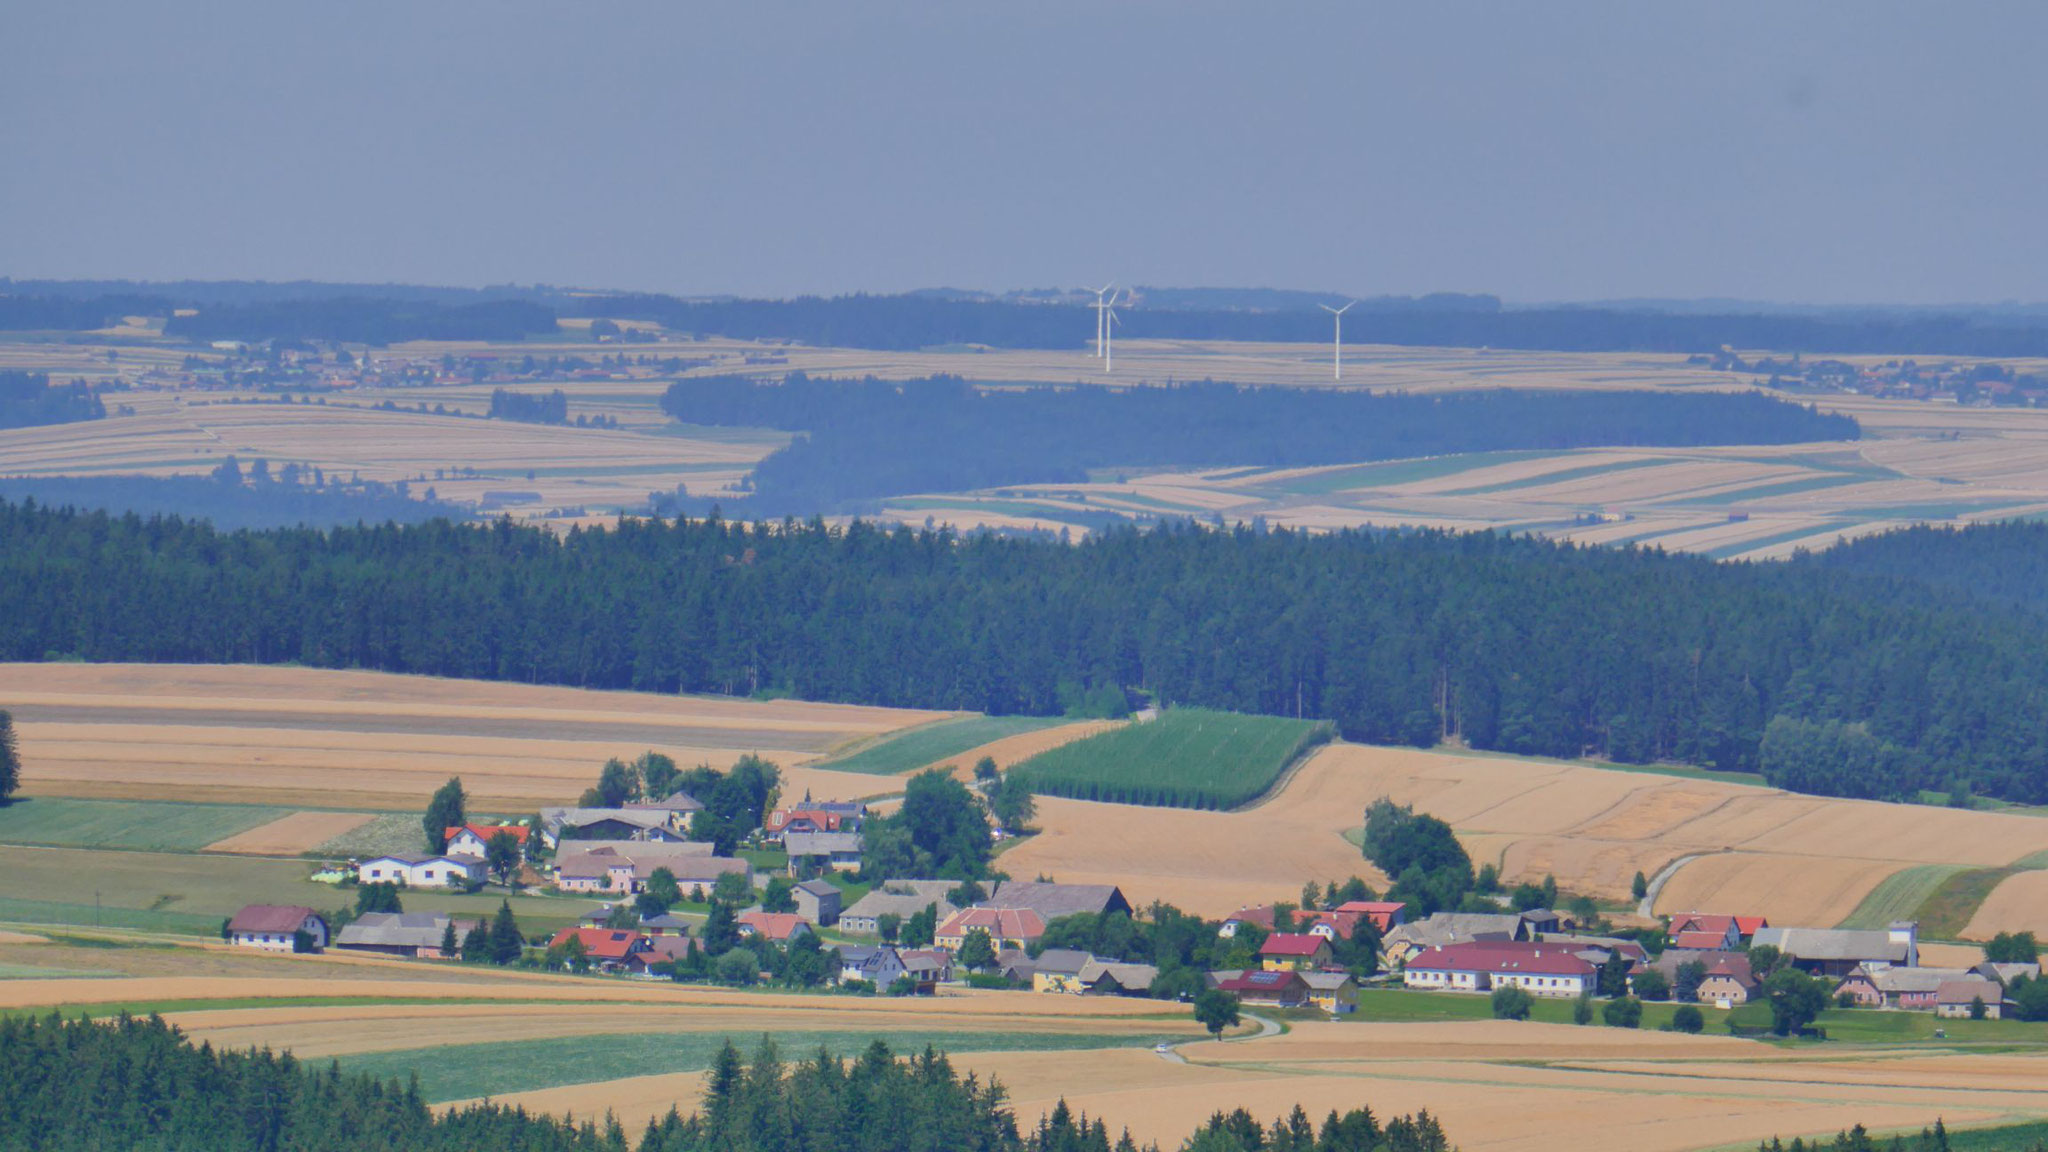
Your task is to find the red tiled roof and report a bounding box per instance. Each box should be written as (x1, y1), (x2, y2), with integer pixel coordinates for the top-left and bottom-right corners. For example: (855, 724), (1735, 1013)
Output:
(448, 823), (530, 845)
(229, 905), (321, 934)
(938, 906), (1045, 941)
(1217, 969), (1307, 994)
(1734, 916), (1769, 936)
(1409, 940), (1594, 977)
(1225, 905), (1277, 929)
(1334, 901), (1405, 915)
(737, 912), (811, 941)
(1259, 933), (1329, 957)
(548, 927), (647, 960)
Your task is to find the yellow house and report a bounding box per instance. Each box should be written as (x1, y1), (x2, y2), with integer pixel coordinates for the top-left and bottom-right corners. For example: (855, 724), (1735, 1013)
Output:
(1259, 933), (1332, 971)
(1303, 971), (1358, 1013)
(1029, 948), (1095, 993)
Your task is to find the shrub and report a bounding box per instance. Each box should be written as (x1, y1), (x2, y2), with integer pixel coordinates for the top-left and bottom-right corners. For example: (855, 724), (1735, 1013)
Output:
(1572, 994), (1594, 1026)
(1602, 996), (1643, 1028)
(1672, 1005), (1704, 1034)
(1490, 985), (1533, 1020)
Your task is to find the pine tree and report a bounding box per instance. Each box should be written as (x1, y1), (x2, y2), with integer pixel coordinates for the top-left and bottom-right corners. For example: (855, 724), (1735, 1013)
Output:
(488, 899), (523, 965)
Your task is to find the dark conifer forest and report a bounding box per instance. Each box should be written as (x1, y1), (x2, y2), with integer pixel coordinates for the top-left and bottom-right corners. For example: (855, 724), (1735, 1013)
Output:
(660, 375), (1858, 511)
(0, 372), (104, 430)
(5, 500), (2048, 802)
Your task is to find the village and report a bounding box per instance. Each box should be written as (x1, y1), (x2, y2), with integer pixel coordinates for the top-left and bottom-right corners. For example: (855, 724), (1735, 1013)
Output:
(218, 765), (2042, 1033)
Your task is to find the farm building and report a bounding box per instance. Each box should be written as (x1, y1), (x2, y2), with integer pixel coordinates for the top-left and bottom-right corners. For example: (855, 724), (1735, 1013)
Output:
(624, 791), (704, 817)
(784, 830), (863, 873)
(1834, 965), (1974, 1010)
(1332, 900), (1406, 932)
(443, 824), (530, 859)
(935, 906), (1045, 952)
(1382, 912), (1528, 963)
(542, 806), (691, 847)
(1219, 905), (1276, 938)
(792, 878), (842, 926)
(357, 854), (481, 889)
(554, 843), (741, 895)
(1668, 913), (1744, 952)
(897, 948), (952, 993)
(1937, 979), (2008, 1019)
(333, 912), (477, 959)
(1029, 949), (1097, 993)
(227, 905), (328, 953)
(1403, 941), (1596, 997)
(1258, 934), (1333, 971)
(1695, 955), (1759, 1008)
(983, 881), (1132, 922)
(840, 881), (959, 936)
(1753, 922), (1917, 977)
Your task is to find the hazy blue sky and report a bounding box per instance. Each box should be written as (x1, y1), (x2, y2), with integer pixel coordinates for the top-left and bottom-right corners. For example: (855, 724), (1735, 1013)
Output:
(3, 2), (2042, 303)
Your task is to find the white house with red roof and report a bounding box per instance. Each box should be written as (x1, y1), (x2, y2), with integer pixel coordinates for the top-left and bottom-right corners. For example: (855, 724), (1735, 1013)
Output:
(444, 824), (531, 859)
(547, 926), (654, 971)
(1668, 913), (1743, 951)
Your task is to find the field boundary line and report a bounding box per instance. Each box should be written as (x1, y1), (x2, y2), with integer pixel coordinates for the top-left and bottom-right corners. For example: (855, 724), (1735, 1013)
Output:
(1228, 728), (1338, 814)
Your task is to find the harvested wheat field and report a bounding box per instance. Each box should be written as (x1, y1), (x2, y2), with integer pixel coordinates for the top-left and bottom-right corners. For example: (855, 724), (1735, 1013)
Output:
(1007, 742), (2048, 931)
(929, 721), (1123, 781)
(1964, 870), (2048, 941)
(203, 811), (376, 855)
(0, 664), (947, 809)
(472, 1020), (2048, 1152)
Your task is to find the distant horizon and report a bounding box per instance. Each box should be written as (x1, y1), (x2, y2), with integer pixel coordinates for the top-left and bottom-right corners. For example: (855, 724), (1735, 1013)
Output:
(5, 275), (2046, 315)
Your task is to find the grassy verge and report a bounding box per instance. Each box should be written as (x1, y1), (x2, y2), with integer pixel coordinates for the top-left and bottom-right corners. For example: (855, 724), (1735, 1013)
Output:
(335, 1028), (1192, 1103)
(815, 716), (1072, 775)
(1836, 865), (1971, 930)
(1010, 710), (1331, 810)
(1913, 868), (2018, 940)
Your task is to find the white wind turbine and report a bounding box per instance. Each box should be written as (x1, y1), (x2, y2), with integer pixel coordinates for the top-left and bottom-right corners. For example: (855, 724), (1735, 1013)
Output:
(1090, 282), (1115, 359)
(1320, 300), (1356, 381)
(1103, 289), (1126, 373)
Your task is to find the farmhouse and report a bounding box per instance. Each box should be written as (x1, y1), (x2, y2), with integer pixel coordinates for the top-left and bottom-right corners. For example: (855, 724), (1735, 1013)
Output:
(1219, 905), (1276, 938)
(227, 905), (328, 953)
(1753, 922), (1917, 977)
(1937, 978), (2008, 1019)
(1304, 910), (1365, 942)
(935, 906), (1045, 952)
(542, 806), (690, 847)
(554, 843), (742, 894)
(333, 912), (477, 959)
(1333, 900), (1406, 932)
(737, 911), (813, 942)
(1695, 955), (1759, 1008)
(1668, 913), (1743, 952)
(1030, 948), (1097, 993)
(547, 927), (654, 972)
(836, 944), (907, 987)
(792, 879), (842, 926)
(1258, 933), (1333, 971)
(764, 802), (864, 841)
(443, 823), (530, 859)
(1303, 970), (1359, 1014)
(983, 881), (1133, 922)
(1403, 941), (1595, 997)
(1834, 965), (1973, 1010)
(1215, 969), (1310, 1008)
(784, 830), (863, 873)
(840, 881), (959, 935)
(898, 948), (952, 993)
(356, 854), (481, 889)
(1076, 958), (1159, 997)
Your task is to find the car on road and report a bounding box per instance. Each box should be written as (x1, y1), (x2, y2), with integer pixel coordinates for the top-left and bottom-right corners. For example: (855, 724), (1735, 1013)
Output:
(1153, 1042), (1173, 1054)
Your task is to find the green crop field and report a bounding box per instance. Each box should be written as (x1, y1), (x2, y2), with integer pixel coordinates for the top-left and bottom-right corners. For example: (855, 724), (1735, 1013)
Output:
(1009, 709), (1332, 809)
(335, 1028), (1190, 1103)
(815, 715), (1070, 775)
(0, 797), (291, 852)
(314, 813), (428, 858)
(1836, 865), (1971, 930)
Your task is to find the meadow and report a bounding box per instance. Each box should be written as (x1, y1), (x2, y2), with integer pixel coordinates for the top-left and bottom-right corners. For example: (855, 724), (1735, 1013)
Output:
(0, 796), (291, 852)
(1008, 710), (1332, 809)
(812, 715), (1065, 774)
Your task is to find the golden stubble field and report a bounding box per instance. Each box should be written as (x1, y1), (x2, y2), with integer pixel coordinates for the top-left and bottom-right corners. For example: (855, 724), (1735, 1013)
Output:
(0, 663), (949, 810)
(1001, 743), (2048, 935)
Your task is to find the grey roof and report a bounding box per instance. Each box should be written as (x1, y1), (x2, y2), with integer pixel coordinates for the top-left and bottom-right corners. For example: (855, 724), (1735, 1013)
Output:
(796, 878), (841, 897)
(1937, 977), (2005, 1005)
(1080, 961), (1158, 990)
(1979, 961), (2041, 986)
(627, 792), (704, 812)
(1032, 948), (1095, 977)
(1754, 927), (1911, 964)
(1301, 971), (1356, 991)
(545, 807), (677, 832)
(1862, 966), (1972, 994)
(785, 830), (864, 856)
(843, 881), (959, 925)
(334, 912), (474, 948)
(563, 839), (714, 858)
(984, 881), (1131, 922)
(361, 852), (453, 866)
(1386, 912), (1525, 950)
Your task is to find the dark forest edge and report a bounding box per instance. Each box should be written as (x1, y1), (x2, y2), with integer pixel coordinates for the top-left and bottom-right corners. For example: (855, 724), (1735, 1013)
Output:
(9, 280), (2048, 356)
(0, 1013), (1444, 1152)
(656, 375), (1857, 514)
(7, 501), (2048, 803)
(0, 372), (103, 430)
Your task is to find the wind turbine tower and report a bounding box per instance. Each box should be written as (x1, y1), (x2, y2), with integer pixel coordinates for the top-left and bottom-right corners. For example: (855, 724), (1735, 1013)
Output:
(1320, 300), (1356, 381)
(1103, 289), (1125, 373)
(1090, 282), (1114, 359)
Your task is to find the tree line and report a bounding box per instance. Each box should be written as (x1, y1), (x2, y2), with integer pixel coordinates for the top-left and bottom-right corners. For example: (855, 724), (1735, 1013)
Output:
(160, 298), (558, 345)
(0, 372), (103, 430)
(658, 374), (1858, 513)
(7, 502), (2048, 800)
(2, 1013), (1449, 1152)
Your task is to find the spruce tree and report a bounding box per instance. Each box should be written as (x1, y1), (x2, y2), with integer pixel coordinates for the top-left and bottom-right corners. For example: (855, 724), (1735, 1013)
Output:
(488, 899), (523, 965)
